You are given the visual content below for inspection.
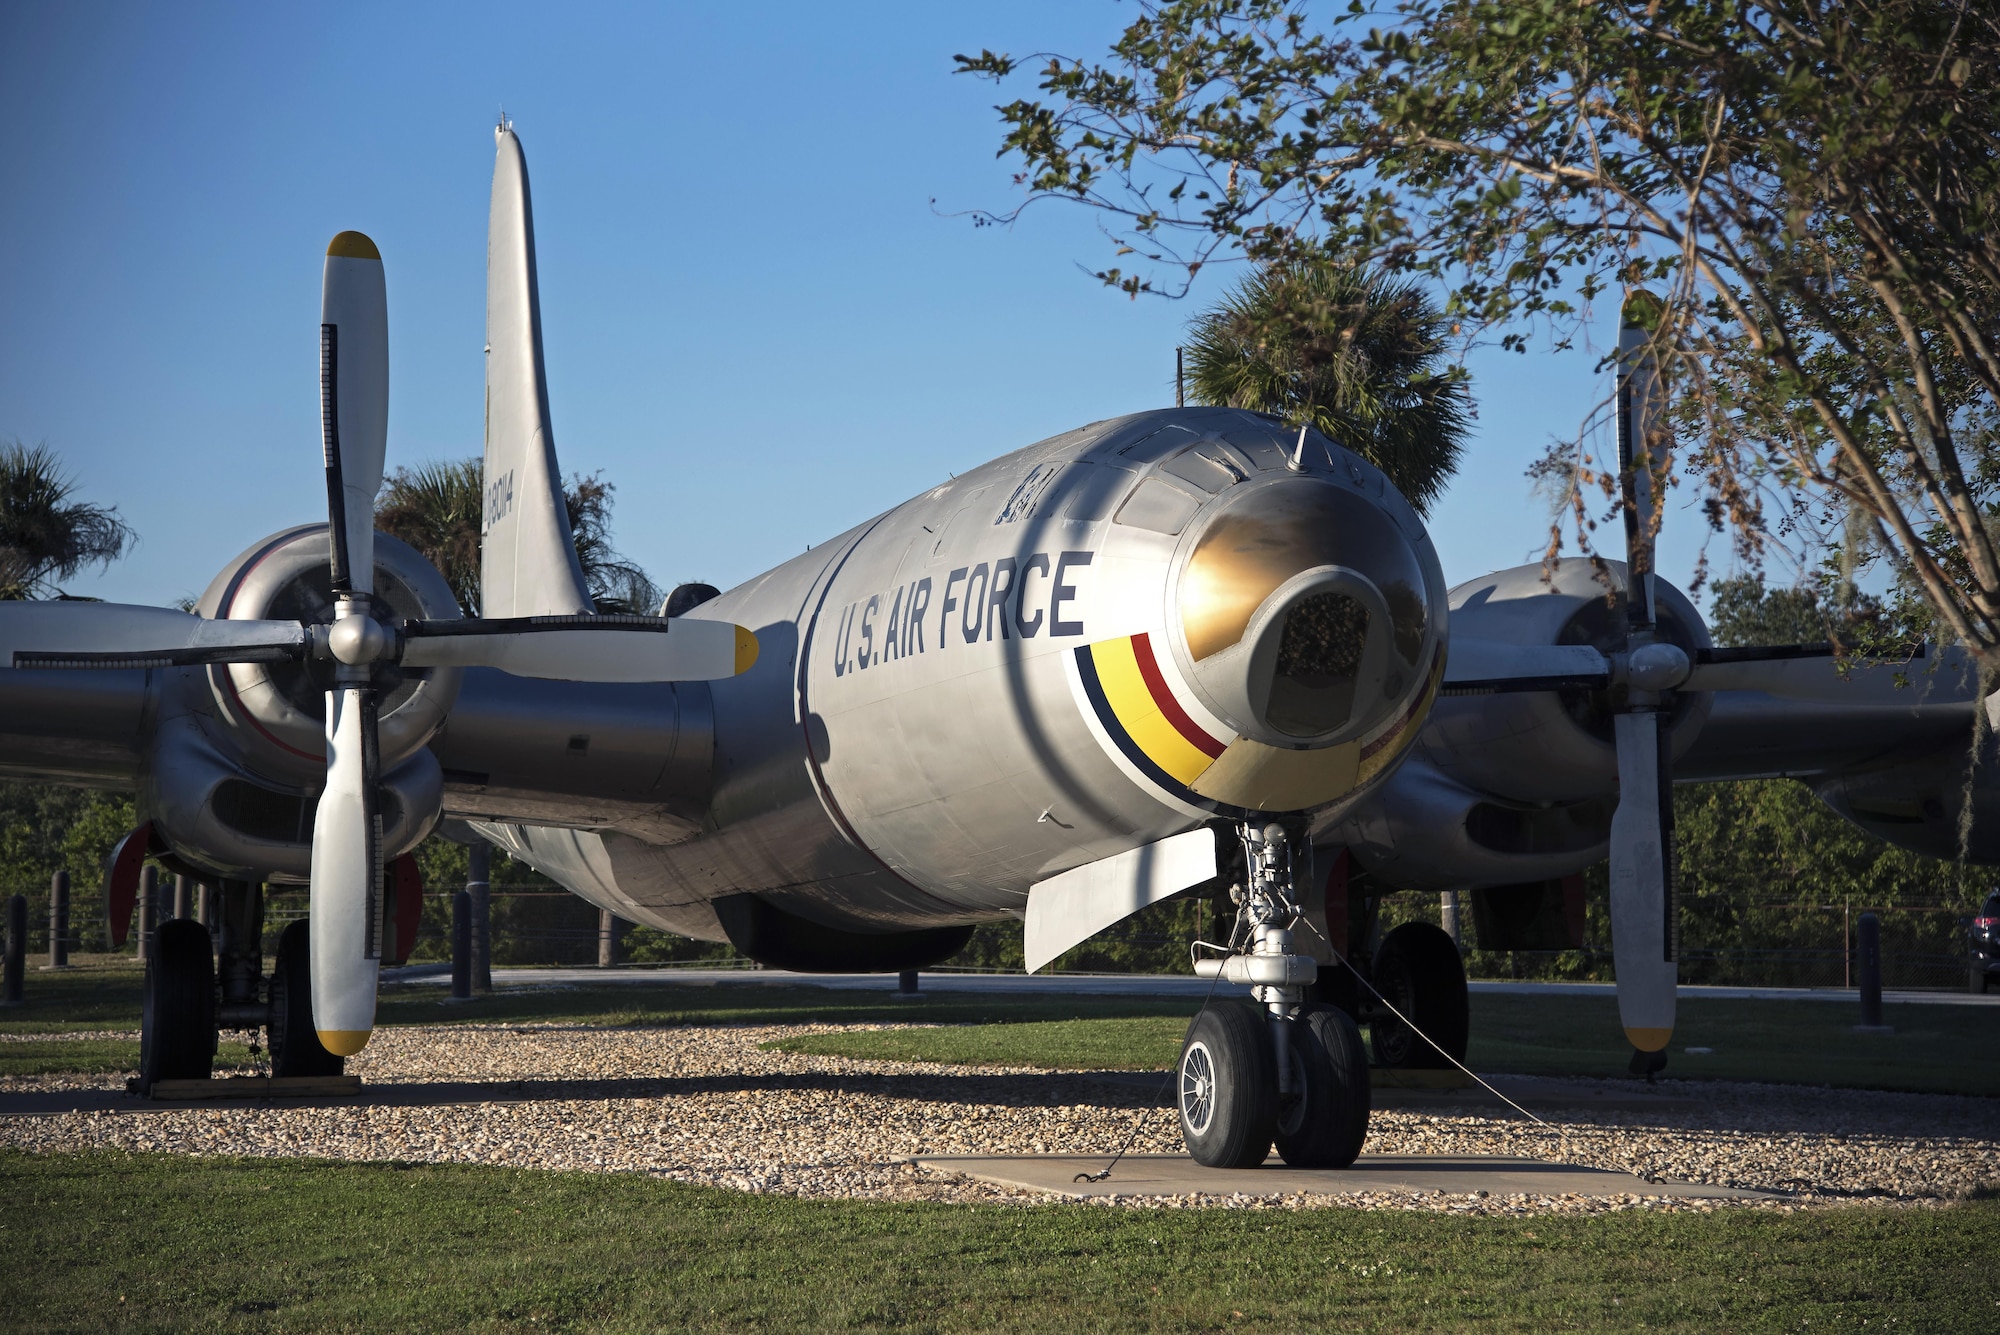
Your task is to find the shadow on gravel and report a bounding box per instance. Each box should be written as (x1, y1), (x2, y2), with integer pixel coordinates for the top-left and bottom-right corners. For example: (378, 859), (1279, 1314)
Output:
(0, 1068), (1170, 1118)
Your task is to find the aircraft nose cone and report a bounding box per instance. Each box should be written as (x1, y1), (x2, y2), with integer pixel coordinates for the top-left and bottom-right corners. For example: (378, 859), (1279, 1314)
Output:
(1173, 476), (1438, 748)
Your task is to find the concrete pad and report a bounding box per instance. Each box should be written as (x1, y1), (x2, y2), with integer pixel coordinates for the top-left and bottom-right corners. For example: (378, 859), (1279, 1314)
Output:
(915, 1153), (1776, 1201)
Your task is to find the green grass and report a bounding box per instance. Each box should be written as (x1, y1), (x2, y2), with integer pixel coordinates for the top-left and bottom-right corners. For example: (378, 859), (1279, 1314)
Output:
(1471, 992), (1998, 1095)
(769, 992), (2000, 1097)
(374, 981), (1198, 1031)
(3, 1151), (1996, 1334)
(0, 956), (146, 1034)
(0, 1038), (257, 1078)
(8, 961), (1994, 1096)
(774, 1016), (1185, 1070)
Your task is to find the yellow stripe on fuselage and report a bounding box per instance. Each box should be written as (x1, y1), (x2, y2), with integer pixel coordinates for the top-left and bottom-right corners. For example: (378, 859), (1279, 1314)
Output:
(1092, 637), (1218, 787)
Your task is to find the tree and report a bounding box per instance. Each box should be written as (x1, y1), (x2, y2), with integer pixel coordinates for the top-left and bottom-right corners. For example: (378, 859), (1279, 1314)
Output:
(561, 475), (663, 617)
(374, 460), (662, 616)
(0, 439), (134, 600)
(1183, 258), (1470, 514)
(373, 460), (484, 614)
(959, 1), (2000, 669)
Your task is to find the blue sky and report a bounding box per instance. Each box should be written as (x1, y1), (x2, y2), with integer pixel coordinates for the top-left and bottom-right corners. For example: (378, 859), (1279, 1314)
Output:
(1, 2), (1727, 610)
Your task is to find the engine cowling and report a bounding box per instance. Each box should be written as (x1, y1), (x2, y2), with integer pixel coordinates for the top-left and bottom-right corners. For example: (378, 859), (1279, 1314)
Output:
(1321, 558), (1717, 891)
(194, 524), (463, 784)
(1420, 558), (1713, 803)
(121, 525), (464, 882)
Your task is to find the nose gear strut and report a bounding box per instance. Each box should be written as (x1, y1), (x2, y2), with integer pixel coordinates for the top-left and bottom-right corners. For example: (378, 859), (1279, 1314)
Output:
(1176, 820), (1372, 1169)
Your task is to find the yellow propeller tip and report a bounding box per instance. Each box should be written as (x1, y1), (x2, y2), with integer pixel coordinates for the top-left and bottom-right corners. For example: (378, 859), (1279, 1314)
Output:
(734, 625), (760, 675)
(316, 1028), (373, 1056)
(1624, 1026), (1673, 1053)
(326, 231), (381, 260)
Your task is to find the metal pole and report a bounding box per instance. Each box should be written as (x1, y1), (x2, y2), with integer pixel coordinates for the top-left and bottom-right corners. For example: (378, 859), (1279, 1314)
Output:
(1844, 899), (1851, 989)
(1175, 347), (1185, 408)
(597, 908), (617, 968)
(467, 842), (492, 995)
(196, 882), (215, 944)
(137, 865), (158, 964)
(48, 871), (69, 969)
(1856, 911), (1887, 1030)
(3, 894), (24, 1005)
(172, 873), (191, 922)
(450, 889), (472, 1001)
(1439, 889), (1462, 950)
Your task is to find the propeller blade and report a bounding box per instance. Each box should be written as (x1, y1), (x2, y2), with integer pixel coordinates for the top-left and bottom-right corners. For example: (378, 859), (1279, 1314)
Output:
(1682, 642), (1946, 703)
(322, 231), (389, 600)
(401, 614), (759, 682)
(0, 601), (306, 670)
(1608, 709), (1677, 1057)
(1617, 291), (1667, 633)
(1440, 638), (1610, 695)
(308, 686), (381, 1056)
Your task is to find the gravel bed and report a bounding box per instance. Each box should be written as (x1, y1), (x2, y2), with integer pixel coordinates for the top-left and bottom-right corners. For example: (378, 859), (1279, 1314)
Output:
(2, 1021), (1995, 1215)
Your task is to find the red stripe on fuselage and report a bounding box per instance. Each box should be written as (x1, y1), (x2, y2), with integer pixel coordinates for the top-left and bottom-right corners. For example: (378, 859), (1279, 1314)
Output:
(1130, 632), (1227, 759)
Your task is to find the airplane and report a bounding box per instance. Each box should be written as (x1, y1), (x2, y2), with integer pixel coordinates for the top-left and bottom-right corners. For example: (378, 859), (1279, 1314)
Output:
(2, 123), (1988, 1171)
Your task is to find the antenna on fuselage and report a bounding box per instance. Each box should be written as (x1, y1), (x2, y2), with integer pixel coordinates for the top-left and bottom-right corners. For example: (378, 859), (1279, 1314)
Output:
(1287, 421), (1309, 472)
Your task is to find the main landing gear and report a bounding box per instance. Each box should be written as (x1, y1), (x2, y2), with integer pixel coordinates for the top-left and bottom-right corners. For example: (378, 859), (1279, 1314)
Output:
(136, 879), (345, 1094)
(1182, 823), (1371, 1169)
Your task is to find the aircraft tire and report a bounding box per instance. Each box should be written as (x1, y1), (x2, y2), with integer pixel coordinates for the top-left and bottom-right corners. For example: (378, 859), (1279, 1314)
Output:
(1273, 1005), (1371, 1168)
(139, 918), (216, 1094)
(269, 920), (344, 1078)
(1370, 922), (1469, 1069)
(1177, 1001), (1276, 1168)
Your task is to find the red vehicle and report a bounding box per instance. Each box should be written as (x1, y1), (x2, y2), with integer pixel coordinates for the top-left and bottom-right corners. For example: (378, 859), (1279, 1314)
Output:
(1970, 893), (2000, 993)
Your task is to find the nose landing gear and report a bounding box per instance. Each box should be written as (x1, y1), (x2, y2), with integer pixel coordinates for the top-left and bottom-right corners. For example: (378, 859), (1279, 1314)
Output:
(1183, 822), (1371, 1169)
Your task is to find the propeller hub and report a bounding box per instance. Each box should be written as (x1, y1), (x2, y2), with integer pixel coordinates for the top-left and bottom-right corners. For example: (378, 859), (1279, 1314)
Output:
(1626, 641), (1691, 693)
(327, 610), (389, 667)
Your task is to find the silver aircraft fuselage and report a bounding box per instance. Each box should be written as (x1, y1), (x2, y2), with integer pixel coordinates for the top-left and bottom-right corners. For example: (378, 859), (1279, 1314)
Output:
(451, 406), (1448, 942)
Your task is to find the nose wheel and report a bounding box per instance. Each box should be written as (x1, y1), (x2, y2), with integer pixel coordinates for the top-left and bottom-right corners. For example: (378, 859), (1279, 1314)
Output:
(1177, 1000), (1371, 1169)
(1178, 821), (1374, 1170)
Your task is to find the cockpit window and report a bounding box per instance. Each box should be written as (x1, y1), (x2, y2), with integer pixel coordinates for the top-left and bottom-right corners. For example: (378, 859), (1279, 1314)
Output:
(1180, 482), (1428, 665)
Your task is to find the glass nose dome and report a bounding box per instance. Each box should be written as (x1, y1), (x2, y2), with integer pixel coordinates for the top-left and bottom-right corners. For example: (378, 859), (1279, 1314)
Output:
(1177, 479), (1434, 743)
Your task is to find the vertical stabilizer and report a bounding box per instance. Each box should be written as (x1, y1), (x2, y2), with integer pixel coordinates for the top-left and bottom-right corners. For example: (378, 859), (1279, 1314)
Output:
(483, 123), (594, 617)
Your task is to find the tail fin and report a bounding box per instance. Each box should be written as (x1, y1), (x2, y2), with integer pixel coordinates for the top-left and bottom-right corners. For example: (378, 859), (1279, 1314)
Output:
(482, 122), (594, 617)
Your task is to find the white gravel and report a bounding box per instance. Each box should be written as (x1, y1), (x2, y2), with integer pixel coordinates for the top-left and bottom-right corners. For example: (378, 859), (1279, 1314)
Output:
(3, 1021), (1995, 1214)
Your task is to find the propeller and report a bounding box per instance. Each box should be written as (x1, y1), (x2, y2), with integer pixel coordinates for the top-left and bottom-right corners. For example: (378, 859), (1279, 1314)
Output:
(1436, 292), (1895, 1072)
(1604, 291), (1679, 1071)
(5, 231), (759, 1057)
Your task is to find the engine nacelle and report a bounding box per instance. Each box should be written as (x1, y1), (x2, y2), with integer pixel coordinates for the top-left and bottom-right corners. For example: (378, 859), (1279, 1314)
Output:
(194, 524), (463, 785)
(142, 710), (442, 883)
(1420, 558), (1713, 804)
(1324, 752), (1616, 891)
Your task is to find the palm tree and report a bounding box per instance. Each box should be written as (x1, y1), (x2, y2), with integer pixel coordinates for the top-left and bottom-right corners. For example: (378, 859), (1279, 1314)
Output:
(0, 439), (135, 599)
(375, 460), (484, 614)
(374, 460), (661, 616)
(1182, 261), (1471, 515)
